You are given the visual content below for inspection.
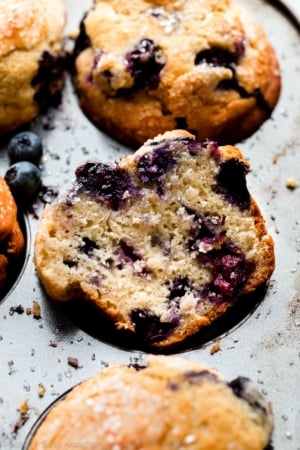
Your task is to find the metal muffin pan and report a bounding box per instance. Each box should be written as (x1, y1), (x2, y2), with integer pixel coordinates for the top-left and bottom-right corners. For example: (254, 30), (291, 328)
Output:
(0, 0), (299, 448)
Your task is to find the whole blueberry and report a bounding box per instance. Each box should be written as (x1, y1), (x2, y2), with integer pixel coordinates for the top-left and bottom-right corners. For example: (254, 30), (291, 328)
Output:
(4, 161), (42, 206)
(8, 131), (43, 166)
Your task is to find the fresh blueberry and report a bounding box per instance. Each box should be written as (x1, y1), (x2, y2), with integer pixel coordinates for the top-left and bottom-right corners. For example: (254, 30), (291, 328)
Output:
(4, 161), (42, 206)
(7, 131), (43, 166)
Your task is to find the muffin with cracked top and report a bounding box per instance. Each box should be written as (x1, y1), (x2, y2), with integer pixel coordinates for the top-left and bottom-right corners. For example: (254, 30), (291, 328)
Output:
(0, 0), (65, 136)
(72, 0), (281, 147)
(27, 355), (274, 450)
(34, 130), (275, 349)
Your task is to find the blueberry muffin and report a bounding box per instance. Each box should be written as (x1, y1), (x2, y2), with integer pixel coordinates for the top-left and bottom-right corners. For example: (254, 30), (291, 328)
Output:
(28, 355), (273, 450)
(0, 0), (66, 136)
(72, 0), (281, 147)
(0, 177), (25, 293)
(34, 130), (274, 348)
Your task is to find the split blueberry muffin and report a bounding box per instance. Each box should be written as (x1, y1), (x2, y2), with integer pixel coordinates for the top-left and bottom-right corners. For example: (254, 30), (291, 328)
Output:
(34, 130), (275, 349)
(27, 355), (273, 450)
(72, 0), (281, 147)
(0, 0), (65, 136)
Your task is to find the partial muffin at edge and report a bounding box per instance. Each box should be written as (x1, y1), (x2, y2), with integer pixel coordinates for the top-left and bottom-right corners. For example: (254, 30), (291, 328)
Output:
(0, 0), (66, 135)
(28, 355), (273, 450)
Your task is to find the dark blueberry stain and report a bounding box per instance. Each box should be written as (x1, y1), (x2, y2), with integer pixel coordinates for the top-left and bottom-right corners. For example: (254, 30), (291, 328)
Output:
(175, 117), (188, 129)
(263, 443), (274, 450)
(186, 207), (226, 252)
(118, 239), (142, 264)
(63, 259), (77, 268)
(125, 38), (166, 89)
(234, 39), (246, 61)
(86, 50), (103, 85)
(166, 277), (195, 324)
(217, 80), (272, 117)
(195, 45), (271, 116)
(89, 275), (101, 287)
(75, 162), (139, 210)
(168, 276), (191, 301)
(79, 237), (99, 256)
(198, 243), (254, 303)
(201, 139), (220, 160)
(31, 51), (65, 111)
(214, 159), (250, 211)
(117, 240), (152, 278)
(73, 15), (91, 61)
(150, 233), (164, 248)
(184, 370), (219, 384)
(200, 283), (228, 305)
(167, 382), (180, 391)
(136, 143), (176, 194)
(195, 47), (240, 69)
(228, 377), (268, 416)
(150, 233), (170, 256)
(213, 253), (248, 296)
(130, 308), (179, 344)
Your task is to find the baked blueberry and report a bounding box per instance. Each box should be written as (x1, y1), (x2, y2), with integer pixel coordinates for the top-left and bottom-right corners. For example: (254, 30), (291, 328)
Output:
(130, 308), (179, 344)
(195, 47), (240, 69)
(125, 39), (166, 89)
(7, 131), (43, 166)
(215, 159), (251, 211)
(136, 142), (176, 194)
(229, 377), (269, 417)
(73, 15), (91, 61)
(79, 237), (99, 256)
(186, 208), (226, 252)
(117, 239), (143, 266)
(75, 162), (139, 210)
(32, 51), (65, 111)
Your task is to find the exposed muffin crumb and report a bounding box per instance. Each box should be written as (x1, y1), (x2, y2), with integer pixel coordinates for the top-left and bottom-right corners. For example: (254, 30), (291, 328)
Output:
(34, 130), (275, 349)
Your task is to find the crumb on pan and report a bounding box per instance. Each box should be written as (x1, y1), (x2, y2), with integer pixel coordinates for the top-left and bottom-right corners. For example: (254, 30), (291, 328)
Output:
(285, 178), (297, 190)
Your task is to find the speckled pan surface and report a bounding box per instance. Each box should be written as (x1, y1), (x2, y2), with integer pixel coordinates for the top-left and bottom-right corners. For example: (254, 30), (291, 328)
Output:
(0, 0), (299, 448)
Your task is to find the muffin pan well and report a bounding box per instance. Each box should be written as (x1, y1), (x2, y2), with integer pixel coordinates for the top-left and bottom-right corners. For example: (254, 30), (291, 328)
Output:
(0, 0), (299, 448)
